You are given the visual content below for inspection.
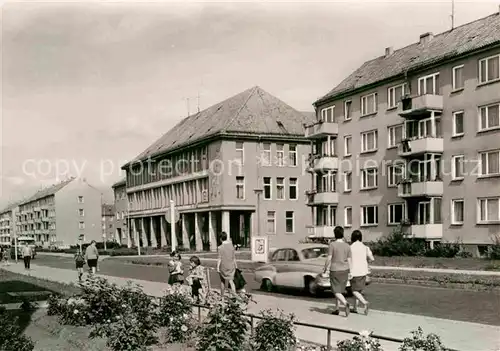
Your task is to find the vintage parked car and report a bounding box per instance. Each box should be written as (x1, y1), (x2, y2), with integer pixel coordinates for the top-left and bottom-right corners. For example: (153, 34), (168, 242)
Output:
(254, 243), (371, 296)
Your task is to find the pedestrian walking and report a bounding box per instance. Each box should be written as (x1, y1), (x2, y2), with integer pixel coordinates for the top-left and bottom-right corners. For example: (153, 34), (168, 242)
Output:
(186, 256), (208, 303)
(22, 245), (32, 270)
(85, 240), (99, 275)
(349, 229), (374, 315)
(217, 231), (237, 295)
(168, 251), (184, 285)
(75, 249), (86, 281)
(323, 226), (351, 316)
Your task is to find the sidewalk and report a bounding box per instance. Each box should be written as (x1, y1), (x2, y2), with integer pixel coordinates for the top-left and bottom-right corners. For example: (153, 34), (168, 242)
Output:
(2, 264), (499, 351)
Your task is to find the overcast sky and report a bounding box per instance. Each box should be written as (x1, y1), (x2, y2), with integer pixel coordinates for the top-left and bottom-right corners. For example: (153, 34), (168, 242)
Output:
(1, 0), (499, 206)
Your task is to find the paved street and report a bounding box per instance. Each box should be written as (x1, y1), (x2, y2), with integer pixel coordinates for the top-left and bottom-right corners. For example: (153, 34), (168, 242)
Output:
(27, 254), (500, 326)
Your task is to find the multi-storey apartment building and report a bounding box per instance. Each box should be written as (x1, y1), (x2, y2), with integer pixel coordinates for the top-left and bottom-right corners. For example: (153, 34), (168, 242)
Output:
(310, 11), (500, 255)
(0, 203), (19, 245)
(102, 204), (115, 243)
(16, 178), (102, 247)
(112, 179), (129, 246)
(121, 86), (314, 251)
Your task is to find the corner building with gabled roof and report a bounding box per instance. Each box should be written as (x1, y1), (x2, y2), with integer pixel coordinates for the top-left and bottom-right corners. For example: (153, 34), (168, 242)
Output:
(121, 86), (315, 251)
(309, 10), (500, 256)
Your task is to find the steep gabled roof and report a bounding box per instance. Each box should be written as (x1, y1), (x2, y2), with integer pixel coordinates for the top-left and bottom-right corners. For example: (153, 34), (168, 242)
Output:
(0, 201), (21, 215)
(20, 178), (75, 205)
(316, 11), (500, 105)
(124, 86), (315, 166)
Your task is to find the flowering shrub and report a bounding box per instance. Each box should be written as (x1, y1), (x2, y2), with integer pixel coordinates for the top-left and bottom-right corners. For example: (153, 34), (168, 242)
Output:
(158, 285), (196, 343)
(59, 296), (90, 326)
(196, 292), (251, 351)
(400, 327), (449, 351)
(47, 294), (65, 316)
(79, 276), (123, 325)
(0, 306), (35, 351)
(337, 331), (383, 351)
(252, 309), (297, 351)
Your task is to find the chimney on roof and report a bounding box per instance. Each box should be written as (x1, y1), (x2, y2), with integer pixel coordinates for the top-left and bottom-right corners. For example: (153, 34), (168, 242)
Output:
(419, 32), (433, 45)
(384, 47), (393, 58)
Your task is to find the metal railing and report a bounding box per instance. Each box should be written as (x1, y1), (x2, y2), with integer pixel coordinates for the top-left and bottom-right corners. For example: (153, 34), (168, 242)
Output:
(191, 302), (460, 351)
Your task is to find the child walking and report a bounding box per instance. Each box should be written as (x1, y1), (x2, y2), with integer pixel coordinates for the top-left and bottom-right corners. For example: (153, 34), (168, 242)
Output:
(75, 249), (85, 281)
(186, 256), (208, 303)
(168, 251), (184, 285)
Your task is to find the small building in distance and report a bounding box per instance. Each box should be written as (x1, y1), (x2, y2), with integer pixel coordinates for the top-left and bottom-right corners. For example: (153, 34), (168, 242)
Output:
(101, 204), (115, 243)
(112, 178), (128, 246)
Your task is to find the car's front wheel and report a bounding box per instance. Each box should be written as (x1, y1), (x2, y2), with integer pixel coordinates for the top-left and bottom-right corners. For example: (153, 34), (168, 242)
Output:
(261, 279), (274, 292)
(305, 277), (321, 296)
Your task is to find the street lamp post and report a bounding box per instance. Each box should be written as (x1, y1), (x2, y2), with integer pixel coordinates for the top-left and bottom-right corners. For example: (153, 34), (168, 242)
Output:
(253, 189), (263, 237)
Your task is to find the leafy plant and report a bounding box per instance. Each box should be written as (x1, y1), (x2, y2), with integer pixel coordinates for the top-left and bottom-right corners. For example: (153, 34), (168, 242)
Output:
(251, 309), (297, 351)
(158, 285), (196, 343)
(399, 327), (449, 351)
(47, 294), (65, 316)
(79, 276), (124, 325)
(0, 306), (35, 351)
(196, 292), (251, 351)
(337, 331), (383, 351)
(487, 235), (500, 260)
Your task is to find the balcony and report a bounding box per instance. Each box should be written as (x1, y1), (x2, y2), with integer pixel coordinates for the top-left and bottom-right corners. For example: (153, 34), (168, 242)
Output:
(399, 94), (443, 117)
(305, 121), (339, 139)
(306, 225), (335, 238)
(34, 207), (41, 212)
(398, 180), (443, 198)
(307, 154), (339, 172)
(409, 224), (443, 239)
(306, 191), (339, 206)
(398, 137), (443, 157)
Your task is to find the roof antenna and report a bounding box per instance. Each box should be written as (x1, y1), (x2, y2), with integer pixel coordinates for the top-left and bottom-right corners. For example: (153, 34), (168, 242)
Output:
(197, 91), (200, 113)
(450, 0), (455, 30)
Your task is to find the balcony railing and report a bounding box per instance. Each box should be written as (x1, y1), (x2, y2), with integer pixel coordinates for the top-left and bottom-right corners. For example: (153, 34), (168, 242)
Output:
(306, 191), (339, 205)
(307, 153), (339, 172)
(398, 137), (443, 157)
(399, 94), (443, 117)
(304, 120), (339, 139)
(398, 178), (443, 197)
(409, 224), (443, 239)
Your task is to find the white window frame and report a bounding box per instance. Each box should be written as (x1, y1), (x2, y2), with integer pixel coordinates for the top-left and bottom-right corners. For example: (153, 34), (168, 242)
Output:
(79, 209), (85, 216)
(361, 205), (378, 226)
(361, 168), (378, 190)
(452, 65), (464, 90)
(477, 197), (500, 223)
(451, 199), (465, 225)
(417, 72), (440, 95)
(276, 144), (285, 167)
(288, 144), (297, 167)
(451, 155), (465, 180)
(387, 84), (406, 109)
(285, 211), (295, 233)
(320, 106), (335, 123)
(236, 176), (245, 200)
(262, 143), (271, 167)
(361, 130), (378, 153)
(344, 100), (352, 121)
(263, 177), (272, 200)
(77, 196), (84, 204)
(479, 54), (500, 84)
(266, 211), (276, 234)
(361, 93), (377, 116)
(343, 171), (352, 192)
(235, 141), (244, 165)
(387, 164), (403, 187)
(79, 221), (85, 230)
(452, 111), (464, 137)
(276, 177), (285, 200)
(479, 149), (500, 177)
(344, 206), (352, 227)
(388, 203), (405, 225)
(478, 103), (500, 132)
(288, 178), (298, 200)
(387, 124), (403, 148)
(344, 135), (352, 156)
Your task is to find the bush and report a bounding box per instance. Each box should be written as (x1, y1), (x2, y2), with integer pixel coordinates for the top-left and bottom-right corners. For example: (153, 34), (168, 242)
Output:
(196, 292), (251, 351)
(79, 276), (124, 325)
(157, 285), (196, 343)
(337, 331), (383, 351)
(251, 309), (297, 351)
(0, 306), (35, 351)
(423, 242), (460, 258)
(370, 229), (425, 257)
(399, 327), (449, 351)
(487, 235), (500, 260)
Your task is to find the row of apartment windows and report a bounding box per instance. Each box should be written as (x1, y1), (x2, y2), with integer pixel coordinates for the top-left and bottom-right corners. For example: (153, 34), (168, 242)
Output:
(127, 146), (209, 188)
(256, 142), (298, 167)
(338, 196), (500, 228)
(260, 177), (298, 200)
(129, 178), (210, 212)
(320, 53), (500, 121)
(266, 210), (296, 234)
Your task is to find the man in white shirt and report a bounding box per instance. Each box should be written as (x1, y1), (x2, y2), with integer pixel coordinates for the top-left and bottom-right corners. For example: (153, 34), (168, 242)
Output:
(22, 245), (33, 270)
(349, 230), (374, 315)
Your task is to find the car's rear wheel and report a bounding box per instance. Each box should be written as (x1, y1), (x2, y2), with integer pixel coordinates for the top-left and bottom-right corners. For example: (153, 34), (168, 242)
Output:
(305, 277), (319, 296)
(261, 279), (274, 292)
